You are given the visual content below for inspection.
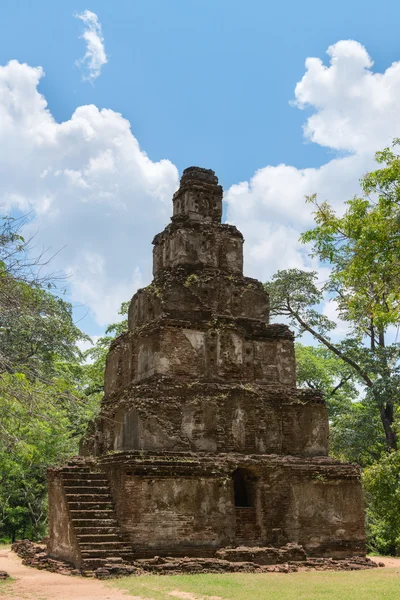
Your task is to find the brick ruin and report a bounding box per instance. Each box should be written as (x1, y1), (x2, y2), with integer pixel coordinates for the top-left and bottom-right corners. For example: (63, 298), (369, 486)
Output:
(47, 167), (366, 571)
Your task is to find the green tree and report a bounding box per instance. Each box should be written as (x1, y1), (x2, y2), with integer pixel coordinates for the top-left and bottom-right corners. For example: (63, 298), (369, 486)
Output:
(267, 268), (400, 452)
(296, 344), (357, 417)
(266, 143), (400, 451)
(0, 216), (97, 540)
(363, 451), (400, 555)
(295, 344), (385, 465)
(82, 301), (129, 401)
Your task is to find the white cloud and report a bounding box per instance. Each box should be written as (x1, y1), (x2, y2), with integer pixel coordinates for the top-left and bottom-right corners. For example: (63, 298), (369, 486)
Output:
(75, 10), (107, 82)
(226, 40), (400, 287)
(77, 335), (100, 355)
(2, 40), (400, 330)
(0, 60), (178, 325)
(295, 40), (400, 153)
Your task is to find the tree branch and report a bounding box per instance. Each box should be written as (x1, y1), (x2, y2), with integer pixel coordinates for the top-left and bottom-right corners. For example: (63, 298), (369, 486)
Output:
(288, 304), (374, 388)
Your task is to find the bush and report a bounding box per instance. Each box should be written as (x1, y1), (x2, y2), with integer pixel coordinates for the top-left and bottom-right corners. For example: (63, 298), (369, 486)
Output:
(363, 450), (400, 555)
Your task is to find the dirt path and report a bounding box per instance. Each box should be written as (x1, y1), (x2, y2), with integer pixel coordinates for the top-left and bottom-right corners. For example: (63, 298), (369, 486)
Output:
(0, 549), (137, 600)
(372, 555), (400, 568)
(1, 548), (400, 600)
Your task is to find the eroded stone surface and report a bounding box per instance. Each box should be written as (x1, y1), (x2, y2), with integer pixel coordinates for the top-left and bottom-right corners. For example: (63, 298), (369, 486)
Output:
(48, 166), (366, 569)
(12, 539), (382, 580)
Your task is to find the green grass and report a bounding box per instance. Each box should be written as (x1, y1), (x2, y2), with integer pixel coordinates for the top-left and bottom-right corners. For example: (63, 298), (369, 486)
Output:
(112, 568), (400, 600)
(0, 577), (15, 597)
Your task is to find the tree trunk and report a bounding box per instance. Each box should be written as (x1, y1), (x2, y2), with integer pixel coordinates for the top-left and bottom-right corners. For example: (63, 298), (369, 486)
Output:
(379, 403), (397, 450)
(378, 327), (385, 348)
(288, 306), (397, 450)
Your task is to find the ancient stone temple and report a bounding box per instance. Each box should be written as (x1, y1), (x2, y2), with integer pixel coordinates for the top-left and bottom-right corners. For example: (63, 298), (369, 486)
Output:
(48, 167), (365, 571)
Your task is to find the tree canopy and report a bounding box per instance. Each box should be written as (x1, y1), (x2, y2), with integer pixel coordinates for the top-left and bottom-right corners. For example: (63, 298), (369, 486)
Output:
(266, 143), (400, 452)
(266, 143), (400, 554)
(0, 216), (97, 541)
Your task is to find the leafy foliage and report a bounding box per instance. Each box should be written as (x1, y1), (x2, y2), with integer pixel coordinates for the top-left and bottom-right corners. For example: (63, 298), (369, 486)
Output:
(266, 143), (400, 554)
(295, 344), (385, 465)
(266, 140), (400, 451)
(295, 343), (356, 418)
(363, 451), (400, 555)
(82, 301), (129, 401)
(0, 216), (97, 541)
(301, 145), (400, 333)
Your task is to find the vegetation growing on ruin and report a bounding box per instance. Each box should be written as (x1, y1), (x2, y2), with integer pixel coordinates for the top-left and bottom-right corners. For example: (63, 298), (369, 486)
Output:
(184, 273), (199, 287)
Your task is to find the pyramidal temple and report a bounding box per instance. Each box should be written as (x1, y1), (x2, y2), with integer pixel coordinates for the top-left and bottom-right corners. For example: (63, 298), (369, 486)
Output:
(48, 167), (365, 571)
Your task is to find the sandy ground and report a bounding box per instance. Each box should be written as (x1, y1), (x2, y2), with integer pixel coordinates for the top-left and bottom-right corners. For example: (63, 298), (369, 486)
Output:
(373, 555), (400, 568)
(1, 548), (400, 600)
(0, 548), (133, 600)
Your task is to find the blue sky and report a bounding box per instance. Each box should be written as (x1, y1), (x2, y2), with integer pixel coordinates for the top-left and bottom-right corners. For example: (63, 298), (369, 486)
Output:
(1, 0), (400, 339)
(3, 0), (399, 182)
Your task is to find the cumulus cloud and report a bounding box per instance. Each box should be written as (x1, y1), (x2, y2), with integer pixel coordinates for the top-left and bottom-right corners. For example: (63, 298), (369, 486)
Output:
(226, 40), (400, 284)
(1, 40), (400, 329)
(0, 60), (178, 325)
(75, 10), (107, 82)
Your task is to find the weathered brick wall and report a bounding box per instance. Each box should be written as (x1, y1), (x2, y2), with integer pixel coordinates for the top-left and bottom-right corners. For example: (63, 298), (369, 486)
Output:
(281, 403), (329, 456)
(285, 478), (365, 557)
(104, 461), (235, 557)
(104, 324), (296, 394)
(153, 223), (244, 275)
(98, 384), (327, 456)
(128, 270), (269, 329)
(99, 453), (365, 559)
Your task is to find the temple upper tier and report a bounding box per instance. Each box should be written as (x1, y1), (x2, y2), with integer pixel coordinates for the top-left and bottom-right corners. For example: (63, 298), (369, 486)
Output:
(172, 166), (223, 222)
(153, 167), (243, 276)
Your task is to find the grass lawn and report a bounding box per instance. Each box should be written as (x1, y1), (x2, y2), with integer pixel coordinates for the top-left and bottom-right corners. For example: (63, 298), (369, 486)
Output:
(112, 567), (400, 600)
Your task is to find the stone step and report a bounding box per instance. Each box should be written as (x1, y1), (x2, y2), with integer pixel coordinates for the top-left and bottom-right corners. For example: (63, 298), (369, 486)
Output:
(64, 486), (109, 494)
(81, 558), (125, 569)
(63, 479), (109, 486)
(79, 541), (132, 551)
(68, 484), (110, 492)
(61, 467), (91, 473)
(61, 473), (108, 481)
(69, 510), (115, 519)
(72, 519), (118, 528)
(74, 526), (120, 535)
(65, 494), (111, 501)
(81, 549), (133, 558)
(67, 502), (114, 510)
(76, 534), (121, 543)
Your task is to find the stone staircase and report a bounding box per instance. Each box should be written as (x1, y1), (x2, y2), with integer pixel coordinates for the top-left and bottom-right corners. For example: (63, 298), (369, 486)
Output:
(61, 463), (133, 571)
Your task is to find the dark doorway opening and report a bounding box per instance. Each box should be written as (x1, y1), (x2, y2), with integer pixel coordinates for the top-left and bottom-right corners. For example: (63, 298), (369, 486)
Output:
(232, 468), (252, 507)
